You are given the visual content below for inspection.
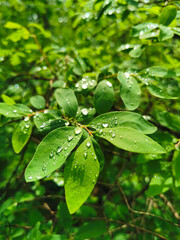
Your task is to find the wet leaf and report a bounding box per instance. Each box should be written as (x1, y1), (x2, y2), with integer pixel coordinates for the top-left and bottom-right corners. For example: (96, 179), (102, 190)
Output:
(64, 137), (100, 214)
(118, 72), (141, 110)
(94, 80), (114, 114)
(172, 150), (180, 182)
(95, 127), (166, 153)
(30, 95), (46, 110)
(0, 103), (32, 117)
(55, 88), (78, 118)
(160, 6), (177, 26)
(90, 111), (157, 134)
(12, 119), (32, 153)
(25, 127), (82, 182)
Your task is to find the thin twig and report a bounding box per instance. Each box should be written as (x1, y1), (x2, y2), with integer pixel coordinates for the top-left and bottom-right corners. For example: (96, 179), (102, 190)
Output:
(117, 182), (180, 228)
(160, 194), (180, 220)
(2, 146), (27, 197)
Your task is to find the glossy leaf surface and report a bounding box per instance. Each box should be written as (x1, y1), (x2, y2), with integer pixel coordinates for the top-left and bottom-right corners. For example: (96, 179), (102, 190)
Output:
(25, 127), (82, 182)
(30, 95), (46, 110)
(64, 137), (100, 214)
(55, 88), (78, 118)
(95, 127), (166, 153)
(0, 103), (32, 117)
(118, 72), (141, 110)
(90, 111), (157, 134)
(94, 80), (114, 114)
(12, 119), (32, 153)
(160, 6), (177, 26)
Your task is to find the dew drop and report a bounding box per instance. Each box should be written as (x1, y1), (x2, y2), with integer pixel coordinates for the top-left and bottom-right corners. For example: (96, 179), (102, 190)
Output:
(56, 146), (63, 155)
(112, 133), (116, 138)
(13, 109), (17, 113)
(86, 142), (91, 148)
(106, 81), (112, 87)
(49, 151), (54, 158)
(28, 176), (32, 180)
(102, 123), (108, 128)
(82, 83), (88, 89)
(99, 129), (103, 134)
(24, 117), (29, 122)
(68, 135), (73, 141)
(65, 122), (70, 126)
(42, 164), (47, 172)
(84, 152), (87, 158)
(120, 135), (123, 139)
(125, 72), (130, 78)
(75, 127), (82, 135)
(40, 123), (45, 129)
(81, 108), (88, 115)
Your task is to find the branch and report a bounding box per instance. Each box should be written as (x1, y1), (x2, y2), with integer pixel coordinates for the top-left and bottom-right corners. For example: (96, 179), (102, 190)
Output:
(160, 194), (180, 220)
(1, 146), (27, 198)
(117, 182), (180, 228)
(74, 216), (168, 240)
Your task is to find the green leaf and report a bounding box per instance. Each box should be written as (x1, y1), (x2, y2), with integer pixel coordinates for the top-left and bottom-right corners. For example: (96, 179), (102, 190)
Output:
(64, 137), (100, 214)
(1, 94), (15, 105)
(76, 107), (96, 124)
(159, 6), (177, 26)
(33, 113), (66, 133)
(54, 88), (78, 118)
(172, 150), (180, 182)
(147, 66), (168, 77)
(147, 85), (178, 99)
(95, 127), (166, 153)
(154, 110), (180, 132)
(94, 80), (114, 114)
(30, 95), (46, 110)
(33, 113), (55, 129)
(5, 21), (22, 29)
(90, 111), (157, 134)
(25, 127), (82, 182)
(28, 23), (51, 38)
(96, 1), (112, 20)
(92, 138), (105, 171)
(75, 77), (97, 93)
(0, 103), (32, 117)
(172, 27), (180, 36)
(158, 25), (174, 41)
(12, 119), (32, 153)
(76, 220), (107, 240)
(118, 43), (138, 51)
(131, 23), (159, 38)
(117, 72), (141, 110)
(129, 45), (144, 58)
(146, 175), (172, 196)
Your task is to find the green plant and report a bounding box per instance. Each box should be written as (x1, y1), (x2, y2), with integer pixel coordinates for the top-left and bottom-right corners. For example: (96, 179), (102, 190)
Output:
(0, 0), (180, 239)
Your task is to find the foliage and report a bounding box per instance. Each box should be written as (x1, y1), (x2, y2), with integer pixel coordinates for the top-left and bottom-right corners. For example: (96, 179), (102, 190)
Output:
(0, 0), (180, 239)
